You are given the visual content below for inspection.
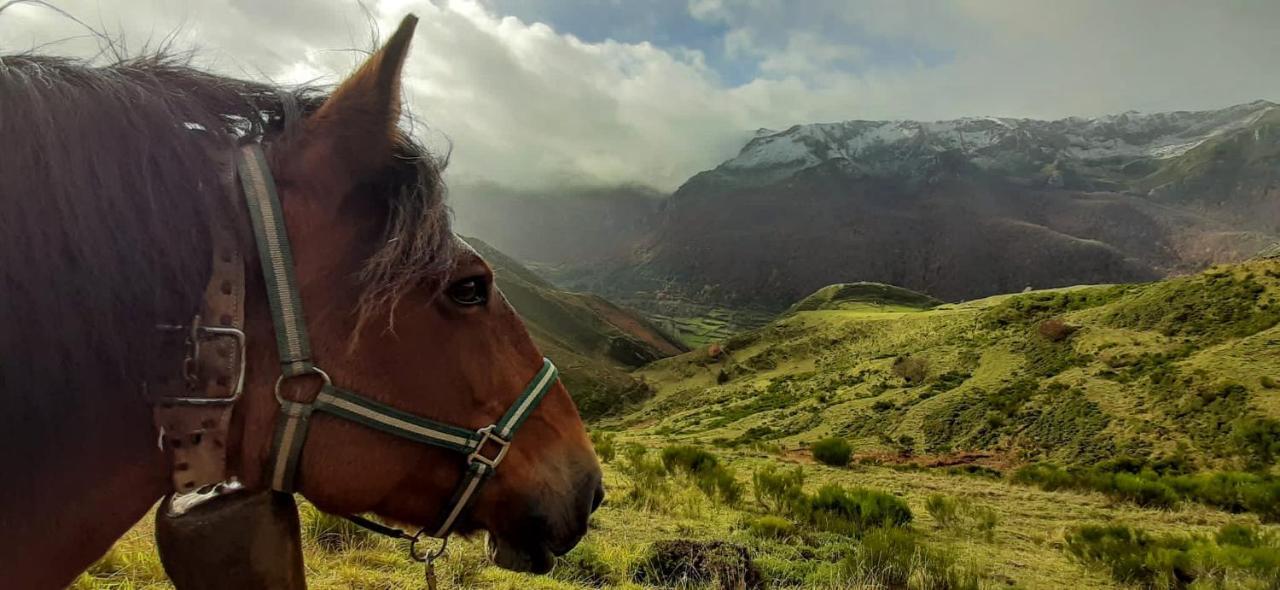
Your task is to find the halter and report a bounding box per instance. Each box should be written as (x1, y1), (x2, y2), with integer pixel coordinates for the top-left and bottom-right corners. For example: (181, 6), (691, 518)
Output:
(150, 142), (560, 576)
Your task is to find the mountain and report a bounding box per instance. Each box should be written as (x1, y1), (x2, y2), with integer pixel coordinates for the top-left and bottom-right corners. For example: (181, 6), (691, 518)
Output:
(614, 258), (1280, 467)
(467, 238), (687, 418)
(531, 101), (1280, 311)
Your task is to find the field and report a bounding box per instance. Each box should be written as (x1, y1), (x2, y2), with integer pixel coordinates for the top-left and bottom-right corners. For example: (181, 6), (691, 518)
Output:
(76, 443), (1279, 589)
(76, 259), (1280, 589)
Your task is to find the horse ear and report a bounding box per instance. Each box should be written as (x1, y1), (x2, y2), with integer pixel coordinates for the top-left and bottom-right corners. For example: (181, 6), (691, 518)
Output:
(292, 14), (418, 193)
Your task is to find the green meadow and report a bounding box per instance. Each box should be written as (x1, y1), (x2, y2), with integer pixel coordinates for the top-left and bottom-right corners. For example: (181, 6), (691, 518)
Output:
(78, 259), (1280, 589)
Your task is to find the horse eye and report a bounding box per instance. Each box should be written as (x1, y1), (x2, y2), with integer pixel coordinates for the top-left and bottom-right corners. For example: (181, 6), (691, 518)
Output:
(446, 276), (488, 306)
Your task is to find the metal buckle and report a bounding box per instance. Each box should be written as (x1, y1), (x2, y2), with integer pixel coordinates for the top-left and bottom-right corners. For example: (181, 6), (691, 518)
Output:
(467, 425), (511, 469)
(152, 319), (246, 406)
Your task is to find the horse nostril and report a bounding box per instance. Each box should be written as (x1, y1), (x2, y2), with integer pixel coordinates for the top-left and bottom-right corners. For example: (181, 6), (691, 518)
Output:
(591, 481), (605, 513)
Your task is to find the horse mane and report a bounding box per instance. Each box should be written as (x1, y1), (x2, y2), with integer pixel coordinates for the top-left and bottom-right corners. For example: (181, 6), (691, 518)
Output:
(0, 53), (454, 436)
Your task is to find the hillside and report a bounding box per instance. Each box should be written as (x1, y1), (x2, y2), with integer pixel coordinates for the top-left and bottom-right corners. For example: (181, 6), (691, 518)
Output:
(479, 102), (1280, 311)
(467, 238), (687, 418)
(614, 258), (1280, 468)
(83, 259), (1280, 590)
(786, 282), (941, 314)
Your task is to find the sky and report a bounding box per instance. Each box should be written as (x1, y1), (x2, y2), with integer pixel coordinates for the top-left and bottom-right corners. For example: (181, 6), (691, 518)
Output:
(4, 0), (1280, 192)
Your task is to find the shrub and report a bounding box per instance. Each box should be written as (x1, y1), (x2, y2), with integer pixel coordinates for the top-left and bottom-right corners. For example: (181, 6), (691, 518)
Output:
(842, 528), (980, 590)
(895, 434), (916, 457)
(926, 495), (998, 540)
(1065, 523), (1280, 589)
(892, 355), (928, 384)
(798, 485), (912, 535)
(811, 437), (853, 467)
(752, 464), (806, 513)
(1037, 317), (1079, 342)
(635, 540), (764, 590)
(660, 445), (743, 505)
(1065, 525), (1194, 589)
(871, 399), (895, 412)
(589, 430), (617, 463)
(925, 494), (961, 530)
(617, 444), (670, 510)
(1231, 417), (1280, 470)
(662, 445), (718, 472)
(966, 504), (999, 542)
(746, 516), (796, 540)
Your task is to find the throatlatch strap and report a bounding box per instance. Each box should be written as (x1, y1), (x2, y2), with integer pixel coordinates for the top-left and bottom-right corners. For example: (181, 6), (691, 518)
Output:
(237, 144), (313, 377)
(269, 401), (314, 493)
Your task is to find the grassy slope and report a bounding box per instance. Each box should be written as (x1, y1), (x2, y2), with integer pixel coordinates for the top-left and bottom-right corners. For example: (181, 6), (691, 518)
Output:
(78, 450), (1272, 590)
(77, 261), (1280, 590)
(615, 259), (1280, 468)
(467, 237), (687, 418)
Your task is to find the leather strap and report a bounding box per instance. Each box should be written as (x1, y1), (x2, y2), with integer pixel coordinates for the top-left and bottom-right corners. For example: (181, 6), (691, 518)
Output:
(148, 180), (247, 494)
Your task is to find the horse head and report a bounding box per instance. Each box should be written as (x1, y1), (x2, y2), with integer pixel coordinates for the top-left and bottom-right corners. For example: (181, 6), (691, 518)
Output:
(226, 16), (602, 573)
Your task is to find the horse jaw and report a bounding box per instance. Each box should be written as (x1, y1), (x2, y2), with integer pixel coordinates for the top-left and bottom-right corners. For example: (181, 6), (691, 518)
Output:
(486, 532), (555, 574)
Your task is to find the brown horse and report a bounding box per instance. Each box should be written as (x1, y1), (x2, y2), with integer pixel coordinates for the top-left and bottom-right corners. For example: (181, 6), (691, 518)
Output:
(0, 15), (602, 588)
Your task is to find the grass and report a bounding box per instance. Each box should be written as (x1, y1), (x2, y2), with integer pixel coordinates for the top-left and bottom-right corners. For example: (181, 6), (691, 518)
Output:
(77, 439), (1280, 589)
(620, 259), (1280, 471)
(78, 260), (1280, 589)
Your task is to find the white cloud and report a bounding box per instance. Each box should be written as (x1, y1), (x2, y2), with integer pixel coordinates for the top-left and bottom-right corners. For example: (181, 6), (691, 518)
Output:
(5, 0), (1280, 192)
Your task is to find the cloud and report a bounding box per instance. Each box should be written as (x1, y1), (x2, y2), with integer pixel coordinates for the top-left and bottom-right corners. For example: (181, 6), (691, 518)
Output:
(5, 0), (1280, 192)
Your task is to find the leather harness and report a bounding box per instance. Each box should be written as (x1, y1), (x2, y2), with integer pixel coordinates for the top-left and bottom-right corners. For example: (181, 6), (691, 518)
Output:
(147, 141), (559, 567)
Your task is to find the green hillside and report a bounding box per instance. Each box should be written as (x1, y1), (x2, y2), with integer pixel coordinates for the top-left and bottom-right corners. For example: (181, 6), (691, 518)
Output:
(786, 282), (942, 314)
(466, 238), (688, 418)
(82, 259), (1280, 590)
(616, 259), (1280, 468)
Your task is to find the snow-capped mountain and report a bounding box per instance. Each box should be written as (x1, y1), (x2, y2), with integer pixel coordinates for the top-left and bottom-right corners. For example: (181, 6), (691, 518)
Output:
(691, 101), (1278, 191)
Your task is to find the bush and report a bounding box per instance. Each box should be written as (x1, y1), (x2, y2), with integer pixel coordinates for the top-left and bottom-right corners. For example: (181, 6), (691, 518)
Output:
(635, 540), (764, 590)
(617, 444), (670, 510)
(746, 516), (796, 540)
(925, 494), (961, 530)
(811, 437), (853, 467)
(1065, 523), (1280, 589)
(752, 464), (806, 513)
(589, 430), (617, 463)
(892, 355), (929, 384)
(1037, 317), (1079, 341)
(660, 445), (743, 505)
(926, 495), (998, 540)
(871, 399), (896, 412)
(1232, 417), (1280, 470)
(1065, 525), (1195, 589)
(842, 528), (980, 590)
(798, 485), (912, 535)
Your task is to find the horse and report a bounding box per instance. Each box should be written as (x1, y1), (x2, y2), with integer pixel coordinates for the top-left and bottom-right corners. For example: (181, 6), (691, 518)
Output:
(0, 14), (603, 588)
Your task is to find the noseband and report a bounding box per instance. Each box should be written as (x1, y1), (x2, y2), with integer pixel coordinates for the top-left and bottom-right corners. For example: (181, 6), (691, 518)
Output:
(150, 142), (559, 571)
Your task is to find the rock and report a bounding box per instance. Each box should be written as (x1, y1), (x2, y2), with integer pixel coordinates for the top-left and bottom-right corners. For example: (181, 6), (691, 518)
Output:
(634, 539), (764, 590)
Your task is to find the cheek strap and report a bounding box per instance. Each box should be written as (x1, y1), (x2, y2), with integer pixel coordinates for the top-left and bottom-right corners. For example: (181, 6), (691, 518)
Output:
(235, 142), (560, 544)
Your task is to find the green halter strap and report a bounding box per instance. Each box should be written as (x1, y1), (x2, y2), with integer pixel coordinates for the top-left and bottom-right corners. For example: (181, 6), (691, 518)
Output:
(235, 142), (559, 541)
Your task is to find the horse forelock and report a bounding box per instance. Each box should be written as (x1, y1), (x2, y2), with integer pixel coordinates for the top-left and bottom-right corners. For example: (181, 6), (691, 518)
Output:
(0, 53), (453, 444)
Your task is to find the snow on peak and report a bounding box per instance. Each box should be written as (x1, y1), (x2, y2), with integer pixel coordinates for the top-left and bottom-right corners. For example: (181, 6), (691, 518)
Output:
(718, 101), (1277, 178)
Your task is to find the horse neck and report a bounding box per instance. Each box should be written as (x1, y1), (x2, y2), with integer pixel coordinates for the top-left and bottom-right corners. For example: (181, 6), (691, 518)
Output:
(1, 386), (169, 589)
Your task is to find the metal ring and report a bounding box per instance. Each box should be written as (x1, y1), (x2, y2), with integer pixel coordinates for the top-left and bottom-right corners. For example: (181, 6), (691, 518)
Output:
(408, 529), (449, 563)
(273, 367), (331, 405)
